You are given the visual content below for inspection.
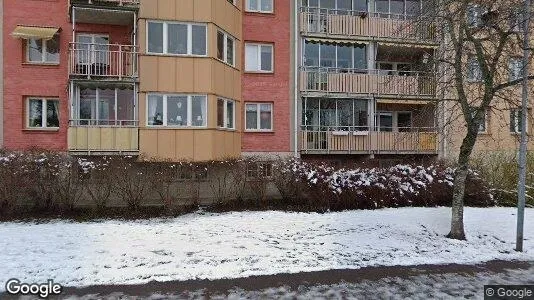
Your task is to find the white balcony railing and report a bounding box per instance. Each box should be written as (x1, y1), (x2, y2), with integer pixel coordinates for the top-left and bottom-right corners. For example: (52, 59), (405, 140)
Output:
(68, 43), (138, 79)
(300, 126), (438, 154)
(300, 68), (436, 98)
(299, 7), (438, 43)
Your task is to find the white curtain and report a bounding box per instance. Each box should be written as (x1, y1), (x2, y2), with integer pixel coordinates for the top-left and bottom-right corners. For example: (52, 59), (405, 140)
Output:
(148, 96), (158, 125)
(245, 44), (258, 71)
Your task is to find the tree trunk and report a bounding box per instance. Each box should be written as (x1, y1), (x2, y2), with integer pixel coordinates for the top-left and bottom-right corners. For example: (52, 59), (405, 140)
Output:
(447, 129), (477, 240)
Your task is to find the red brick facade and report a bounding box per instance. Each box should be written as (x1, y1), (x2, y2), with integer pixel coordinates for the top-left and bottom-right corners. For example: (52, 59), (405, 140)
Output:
(3, 0), (132, 150)
(241, 0), (292, 153)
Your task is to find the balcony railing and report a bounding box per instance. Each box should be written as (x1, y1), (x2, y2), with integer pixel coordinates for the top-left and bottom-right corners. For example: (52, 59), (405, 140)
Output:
(68, 119), (139, 154)
(300, 126), (438, 154)
(299, 7), (437, 43)
(300, 68), (436, 98)
(68, 43), (138, 80)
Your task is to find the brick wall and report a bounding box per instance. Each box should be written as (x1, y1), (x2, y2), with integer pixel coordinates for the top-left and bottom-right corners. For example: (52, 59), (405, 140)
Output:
(241, 0), (292, 153)
(3, 0), (132, 150)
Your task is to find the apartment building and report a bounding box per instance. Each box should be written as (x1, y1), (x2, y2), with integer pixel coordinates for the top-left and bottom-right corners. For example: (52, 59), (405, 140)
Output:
(1, 0), (531, 165)
(2, 0), (292, 161)
(297, 0), (439, 166)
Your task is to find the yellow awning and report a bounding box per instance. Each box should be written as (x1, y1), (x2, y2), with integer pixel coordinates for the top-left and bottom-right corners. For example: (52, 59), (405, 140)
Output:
(11, 25), (59, 40)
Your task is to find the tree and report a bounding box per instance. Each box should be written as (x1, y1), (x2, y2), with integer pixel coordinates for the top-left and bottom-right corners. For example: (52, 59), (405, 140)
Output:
(420, 0), (533, 239)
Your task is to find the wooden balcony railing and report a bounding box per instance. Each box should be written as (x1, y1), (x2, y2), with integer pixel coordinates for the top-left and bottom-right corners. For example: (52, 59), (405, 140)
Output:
(68, 119), (139, 154)
(300, 68), (436, 98)
(299, 7), (437, 43)
(300, 126), (438, 154)
(68, 43), (138, 80)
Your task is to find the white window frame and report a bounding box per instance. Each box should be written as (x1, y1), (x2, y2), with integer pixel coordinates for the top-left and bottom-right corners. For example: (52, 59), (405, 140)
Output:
(246, 0), (274, 13)
(217, 30), (236, 67)
(245, 43), (274, 73)
(26, 97), (60, 129)
(246, 162), (273, 179)
(245, 102), (273, 131)
(511, 108), (528, 134)
(146, 21), (207, 56)
(217, 98), (236, 130)
(26, 36), (60, 64)
(146, 94), (207, 128)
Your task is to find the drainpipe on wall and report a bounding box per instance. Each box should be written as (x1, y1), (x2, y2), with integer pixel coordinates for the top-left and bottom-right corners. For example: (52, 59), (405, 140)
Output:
(293, 0), (299, 158)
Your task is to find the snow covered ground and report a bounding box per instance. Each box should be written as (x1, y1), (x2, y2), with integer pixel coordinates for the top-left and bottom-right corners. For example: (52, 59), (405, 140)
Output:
(0, 207), (533, 290)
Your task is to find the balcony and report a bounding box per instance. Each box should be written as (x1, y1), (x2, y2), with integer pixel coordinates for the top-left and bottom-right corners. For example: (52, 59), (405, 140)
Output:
(300, 127), (438, 154)
(68, 120), (139, 155)
(300, 68), (436, 99)
(70, 0), (138, 25)
(68, 43), (138, 80)
(299, 7), (437, 44)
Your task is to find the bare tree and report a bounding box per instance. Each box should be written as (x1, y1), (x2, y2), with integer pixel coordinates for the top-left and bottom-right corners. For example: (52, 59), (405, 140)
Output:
(425, 0), (532, 239)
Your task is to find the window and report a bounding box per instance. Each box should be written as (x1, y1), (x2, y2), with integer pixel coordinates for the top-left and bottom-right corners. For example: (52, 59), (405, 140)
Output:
(245, 43), (273, 72)
(509, 57), (524, 82)
(467, 56), (482, 82)
(147, 21), (207, 56)
(246, 103), (273, 130)
(246, 0), (273, 13)
(467, 4), (484, 27)
(217, 30), (235, 66)
(247, 162), (273, 179)
(74, 88), (136, 126)
(27, 98), (59, 129)
(304, 40), (368, 71)
(302, 98), (368, 131)
(471, 109), (488, 133)
(147, 94), (207, 127)
(510, 9), (526, 32)
(27, 36), (59, 64)
(510, 109), (527, 133)
(217, 98), (235, 129)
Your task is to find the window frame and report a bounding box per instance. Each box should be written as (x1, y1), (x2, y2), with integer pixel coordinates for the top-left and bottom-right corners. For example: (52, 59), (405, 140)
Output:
(467, 56), (482, 82)
(246, 0), (274, 13)
(26, 36), (60, 64)
(245, 102), (273, 131)
(509, 57), (524, 82)
(246, 162), (273, 180)
(510, 108), (528, 134)
(217, 98), (236, 130)
(146, 93), (208, 128)
(26, 97), (60, 129)
(146, 20), (207, 56)
(245, 43), (274, 73)
(216, 29), (236, 67)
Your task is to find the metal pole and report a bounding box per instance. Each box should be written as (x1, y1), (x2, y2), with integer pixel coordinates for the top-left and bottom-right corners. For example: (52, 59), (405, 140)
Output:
(517, 0), (531, 252)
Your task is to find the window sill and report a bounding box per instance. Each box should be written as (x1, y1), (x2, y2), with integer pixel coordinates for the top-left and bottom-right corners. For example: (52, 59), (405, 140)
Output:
(144, 53), (208, 58)
(244, 71), (274, 75)
(217, 127), (237, 132)
(23, 128), (60, 132)
(245, 130), (274, 133)
(22, 62), (60, 67)
(144, 126), (208, 129)
(245, 10), (275, 16)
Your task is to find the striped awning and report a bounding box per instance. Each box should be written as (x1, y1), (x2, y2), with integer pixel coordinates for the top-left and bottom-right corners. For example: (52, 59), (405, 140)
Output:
(305, 37), (370, 45)
(377, 41), (438, 49)
(11, 25), (59, 40)
(377, 99), (433, 105)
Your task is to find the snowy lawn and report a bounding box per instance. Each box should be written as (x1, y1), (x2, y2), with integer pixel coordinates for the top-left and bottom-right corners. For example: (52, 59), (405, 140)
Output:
(0, 207), (533, 290)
